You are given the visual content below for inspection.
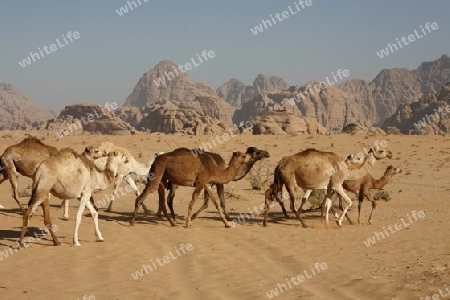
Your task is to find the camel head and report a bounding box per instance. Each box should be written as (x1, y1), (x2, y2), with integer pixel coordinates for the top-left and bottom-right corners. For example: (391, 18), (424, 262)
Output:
(345, 154), (362, 164)
(105, 151), (129, 181)
(86, 142), (117, 159)
(368, 147), (393, 160)
(84, 146), (109, 159)
(385, 165), (402, 175)
(245, 147), (270, 160)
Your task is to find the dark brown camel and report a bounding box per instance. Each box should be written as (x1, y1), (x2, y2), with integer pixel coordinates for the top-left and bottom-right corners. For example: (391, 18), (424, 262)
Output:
(159, 147), (270, 220)
(130, 149), (247, 228)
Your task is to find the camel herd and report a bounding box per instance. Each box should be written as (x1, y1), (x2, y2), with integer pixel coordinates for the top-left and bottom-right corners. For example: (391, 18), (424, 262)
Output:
(0, 136), (402, 247)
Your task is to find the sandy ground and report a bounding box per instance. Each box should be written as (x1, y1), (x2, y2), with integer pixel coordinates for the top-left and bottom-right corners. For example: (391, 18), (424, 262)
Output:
(0, 132), (449, 300)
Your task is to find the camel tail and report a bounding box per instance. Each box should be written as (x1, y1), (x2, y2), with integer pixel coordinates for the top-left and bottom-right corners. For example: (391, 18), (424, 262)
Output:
(140, 159), (165, 199)
(28, 171), (42, 206)
(271, 165), (284, 201)
(0, 168), (6, 184)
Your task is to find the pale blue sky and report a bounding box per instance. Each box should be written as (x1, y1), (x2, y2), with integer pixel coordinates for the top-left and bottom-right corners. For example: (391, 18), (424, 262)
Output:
(1, 0), (448, 109)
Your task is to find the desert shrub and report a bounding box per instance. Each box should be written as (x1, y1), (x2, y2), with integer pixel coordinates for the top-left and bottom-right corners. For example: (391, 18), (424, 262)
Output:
(307, 189), (326, 209)
(246, 161), (272, 190)
(373, 190), (391, 201)
(18, 189), (32, 198)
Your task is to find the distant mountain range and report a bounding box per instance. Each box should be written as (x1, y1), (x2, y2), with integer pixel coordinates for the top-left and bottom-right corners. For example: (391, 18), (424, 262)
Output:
(0, 83), (57, 130)
(1, 54), (450, 135)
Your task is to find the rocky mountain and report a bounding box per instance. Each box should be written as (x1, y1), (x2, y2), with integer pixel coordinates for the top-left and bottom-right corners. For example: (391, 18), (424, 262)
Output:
(338, 54), (450, 126)
(216, 74), (288, 107)
(117, 96), (234, 135)
(233, 81), (369, 132)
(123, 60), (217, 107)
(119, 60), (236, 135)
(35, 103), (136, 136)
(342, 122), (386, 135)
(0, 83), (57, 130)
(234, 55), (450, 131)
(251, 112), (327, 135)
(382, 83), (450, 135)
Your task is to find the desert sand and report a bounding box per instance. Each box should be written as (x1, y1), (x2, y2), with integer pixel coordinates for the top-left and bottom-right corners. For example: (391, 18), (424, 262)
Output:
(0, 132), (449, 300)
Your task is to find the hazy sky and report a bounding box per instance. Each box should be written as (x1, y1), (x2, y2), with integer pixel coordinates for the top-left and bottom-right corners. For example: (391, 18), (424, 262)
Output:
(1, 0), (448, 109)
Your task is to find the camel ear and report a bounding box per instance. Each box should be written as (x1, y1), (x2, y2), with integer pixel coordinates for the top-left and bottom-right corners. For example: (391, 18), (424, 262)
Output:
(85, 147), (90, 153)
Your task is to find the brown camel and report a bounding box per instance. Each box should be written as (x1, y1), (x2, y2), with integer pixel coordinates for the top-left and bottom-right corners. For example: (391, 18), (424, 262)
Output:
(19, 148), (127, 246)
(341, 165), (402, 225)
(130, 149), (247, 228)
(159, 147), (270, 220)
(263, 148), (391, 227)
(0, 136), (58, 212)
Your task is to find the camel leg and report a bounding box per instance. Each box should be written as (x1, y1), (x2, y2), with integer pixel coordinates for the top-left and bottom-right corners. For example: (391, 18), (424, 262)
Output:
(5, 169), (24, 212)
(298, 189), (312, 212)
(365, 191), (377, 225)
(278, 198), (289, 218)
(62, 199), (70, 220)
(130, 179), (158, 226)
(323, 197), (333, 226)
(216, 184), (229, 221)
(320, 189), (339, 222)
(41, 199), (60, 246)
(286, 185), (308, 228)
(73, 192), (91, 246)
(263, 186), (274, 227)
(86, 198), (104, 242)
(334, 194), (354, 225)
(166, 185), (176, 219)
(358, 192), (363, 225)
(107, 175), (124, 213)
(0, 172), (5, 209)
(203, 185), (233, 228)
(19, 196), (42, 247)
(297, 197), (307, 217)
(186, 185), (204, 228)
(334, 185), (352, 227)
(191, 189), (210, 221)
(90, 196), (98, 211)
(19, 205), (33, 247)
(157, 183), (175, 226)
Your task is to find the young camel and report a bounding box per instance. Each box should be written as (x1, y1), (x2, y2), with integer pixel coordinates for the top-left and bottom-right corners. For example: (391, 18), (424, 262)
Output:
(159, 147), (270, 220)
(263, 148), (389, 227)
(0, 136), (58, 212)
(342, 165), (402, 225)
(130, 149), (247, 228)
(19, 148), (128, 247)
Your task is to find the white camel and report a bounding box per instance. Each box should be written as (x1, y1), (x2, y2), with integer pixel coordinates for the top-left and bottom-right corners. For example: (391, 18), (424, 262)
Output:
(20, 148), (128, 246)
(61, 141), (162, 216)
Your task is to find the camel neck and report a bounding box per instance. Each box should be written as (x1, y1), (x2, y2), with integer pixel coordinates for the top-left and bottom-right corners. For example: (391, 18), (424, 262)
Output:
(372, 172), (394, 189)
